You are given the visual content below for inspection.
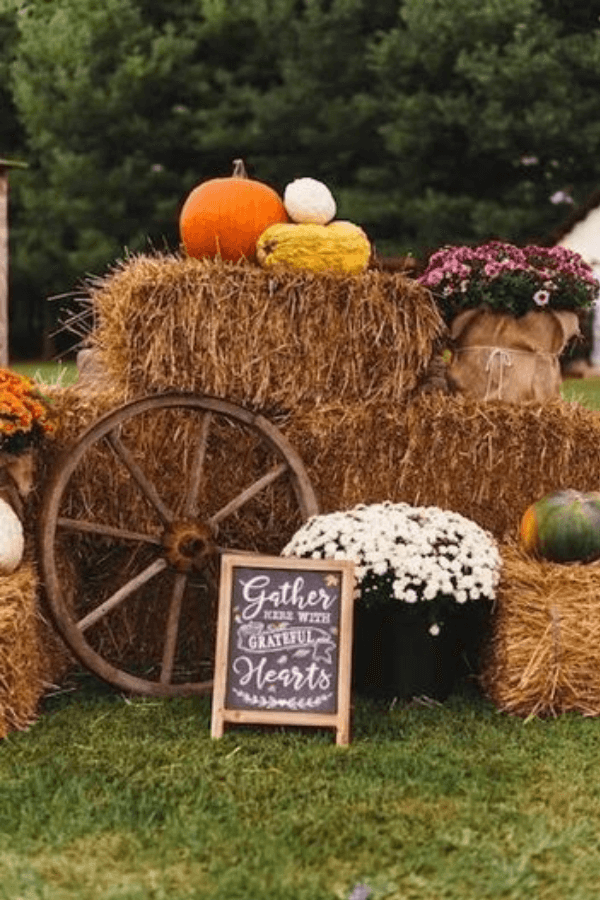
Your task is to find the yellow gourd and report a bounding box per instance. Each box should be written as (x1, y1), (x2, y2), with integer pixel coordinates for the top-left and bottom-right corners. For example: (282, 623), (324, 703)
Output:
(256, 221), (371, 275)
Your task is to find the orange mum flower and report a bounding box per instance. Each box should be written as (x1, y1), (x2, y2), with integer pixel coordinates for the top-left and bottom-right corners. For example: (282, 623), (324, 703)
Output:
(0, 369), (53, 440)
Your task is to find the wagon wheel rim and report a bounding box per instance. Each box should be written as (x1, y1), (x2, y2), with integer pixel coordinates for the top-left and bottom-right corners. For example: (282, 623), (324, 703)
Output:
(39, 392), (319, 697)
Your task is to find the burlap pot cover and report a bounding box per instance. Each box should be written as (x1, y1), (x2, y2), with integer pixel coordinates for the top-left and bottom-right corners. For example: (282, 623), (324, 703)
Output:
(448, 308), (579, 402)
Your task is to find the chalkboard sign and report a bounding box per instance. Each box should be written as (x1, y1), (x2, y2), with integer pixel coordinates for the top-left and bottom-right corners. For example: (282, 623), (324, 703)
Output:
(211, 553), (355, 745)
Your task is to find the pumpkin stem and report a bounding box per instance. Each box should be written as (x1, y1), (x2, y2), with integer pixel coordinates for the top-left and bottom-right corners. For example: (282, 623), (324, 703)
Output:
(232, 158), (248, 179)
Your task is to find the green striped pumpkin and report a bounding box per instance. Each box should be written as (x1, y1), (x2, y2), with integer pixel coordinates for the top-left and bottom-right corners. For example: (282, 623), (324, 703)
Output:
(520, 489), (600, 563)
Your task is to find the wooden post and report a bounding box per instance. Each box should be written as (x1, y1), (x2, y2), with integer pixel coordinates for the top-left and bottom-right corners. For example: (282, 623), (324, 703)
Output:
(0, 159), (27, 369)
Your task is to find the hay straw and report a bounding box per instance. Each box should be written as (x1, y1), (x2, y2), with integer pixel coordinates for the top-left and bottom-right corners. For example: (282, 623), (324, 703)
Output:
(482, 543), (600, 717)
(396, 393), (600, 540)
(81, 252), (445, 408)
(0, 561), (69, 738)
(42, 384), (123, 450)
(0, 386), (113, 725)
(286, 399), (411, 513)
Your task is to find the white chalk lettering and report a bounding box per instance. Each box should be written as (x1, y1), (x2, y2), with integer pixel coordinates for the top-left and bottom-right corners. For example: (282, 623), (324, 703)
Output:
(297, 611), (331, 624)
(232, 655), (332, 693)
(239, 574), (335, 621)
(262, 610), (294, 621)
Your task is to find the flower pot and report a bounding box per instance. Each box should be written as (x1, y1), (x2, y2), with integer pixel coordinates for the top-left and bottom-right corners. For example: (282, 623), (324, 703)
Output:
(448, 308), (579, 402)
(352, 602), (490, 701)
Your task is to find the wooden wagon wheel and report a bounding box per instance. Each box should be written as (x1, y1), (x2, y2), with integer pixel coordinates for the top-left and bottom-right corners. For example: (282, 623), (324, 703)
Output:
(39, 392), (319, 697)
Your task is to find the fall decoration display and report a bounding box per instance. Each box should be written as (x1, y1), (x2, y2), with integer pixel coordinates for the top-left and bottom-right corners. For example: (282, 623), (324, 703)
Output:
(0, 497), (24, 574)
(283, 177), (336, 225)
(37, 250), (600, 719)
(519, 489), (600, 563)
(38, 256), (441, 701)
(256, 221), (371, 274)
(179, 159), (288, 262)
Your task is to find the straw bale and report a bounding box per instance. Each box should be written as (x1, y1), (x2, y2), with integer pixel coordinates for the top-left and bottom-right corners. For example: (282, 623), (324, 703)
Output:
(286, 399), (411, 513)
(0, 387), (116, 706)
(82, 252), (445, 408)
(0, 387), (93, 724)
(482, 543), (600, 717)
(396, 393), (600, 541)
(31, 385), (124, 496)
(42, 384), (122, 449)
(0, 561), (69, 738)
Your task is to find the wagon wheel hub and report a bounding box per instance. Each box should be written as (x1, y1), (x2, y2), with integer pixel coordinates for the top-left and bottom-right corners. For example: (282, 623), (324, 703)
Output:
(163, 519), (217, 573)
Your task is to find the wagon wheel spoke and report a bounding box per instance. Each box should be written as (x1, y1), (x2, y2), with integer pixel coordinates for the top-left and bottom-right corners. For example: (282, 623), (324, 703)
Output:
(159, 572), (187, 684)
(57, 517), (162, 546)
(105, 430), (173, 525)
(208, 461), (288, 526)
(78, 557), (168, 632)
(183, 412), (212, 518)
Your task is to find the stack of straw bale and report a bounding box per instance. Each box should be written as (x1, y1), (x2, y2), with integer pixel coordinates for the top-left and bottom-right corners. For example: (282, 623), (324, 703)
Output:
(24, 251), (600, 716)
(481, 544), (600, 717)
(9, 255), (442, 702)
(63, 251), (446, 522)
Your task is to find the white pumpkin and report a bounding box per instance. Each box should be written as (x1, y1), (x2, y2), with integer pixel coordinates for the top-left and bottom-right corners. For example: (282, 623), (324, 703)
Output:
(283, 177), (336, 225)
(0, 498), (24, 574)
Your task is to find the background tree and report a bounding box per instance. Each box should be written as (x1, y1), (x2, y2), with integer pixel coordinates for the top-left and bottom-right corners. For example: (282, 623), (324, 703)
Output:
(3, 0), (600, 356)
(0, 4), (24, 156)
(8, 0), (291, 354)
(364, 0), (600, 253)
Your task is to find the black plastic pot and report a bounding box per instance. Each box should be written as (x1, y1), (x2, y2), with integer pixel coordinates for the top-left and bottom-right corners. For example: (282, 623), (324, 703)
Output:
(352, 601), (490, 701)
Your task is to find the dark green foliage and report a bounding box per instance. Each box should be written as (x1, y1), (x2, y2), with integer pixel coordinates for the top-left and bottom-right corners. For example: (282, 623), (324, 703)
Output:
(2, 0), (600, 354)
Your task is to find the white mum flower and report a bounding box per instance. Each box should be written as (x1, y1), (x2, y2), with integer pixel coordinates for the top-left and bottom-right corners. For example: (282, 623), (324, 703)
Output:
(282, 502), (500, 608)
(393, 579), (406, 599)
(423, 583), (439, 601)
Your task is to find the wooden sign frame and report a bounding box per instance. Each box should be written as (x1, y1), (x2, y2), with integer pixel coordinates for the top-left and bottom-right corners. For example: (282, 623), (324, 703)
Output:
(211, 553), (355, 745)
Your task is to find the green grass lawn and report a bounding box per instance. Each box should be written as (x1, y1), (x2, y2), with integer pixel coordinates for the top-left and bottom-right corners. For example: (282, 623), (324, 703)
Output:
(10, 359), (78, 387)
(3, 365), (600, 899)
(4, 675), (600, 900)
(561, 376), (600, 410)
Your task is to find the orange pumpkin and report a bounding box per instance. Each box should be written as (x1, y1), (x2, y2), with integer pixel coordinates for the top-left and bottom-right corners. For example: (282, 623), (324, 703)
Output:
(179, 159), (289, 262)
